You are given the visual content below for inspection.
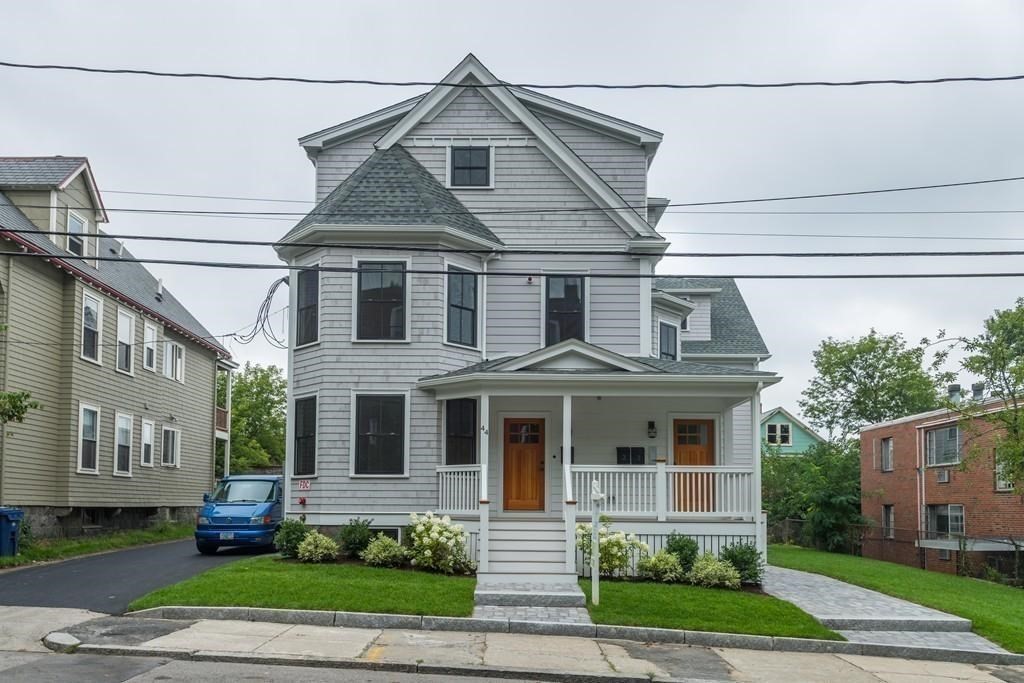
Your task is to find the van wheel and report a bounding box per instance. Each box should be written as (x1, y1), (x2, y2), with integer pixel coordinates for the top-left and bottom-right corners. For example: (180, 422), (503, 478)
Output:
(196, 542), (218, 555)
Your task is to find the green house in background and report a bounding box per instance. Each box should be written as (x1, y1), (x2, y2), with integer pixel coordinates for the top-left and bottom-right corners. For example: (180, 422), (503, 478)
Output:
(760, 406), (826, 455)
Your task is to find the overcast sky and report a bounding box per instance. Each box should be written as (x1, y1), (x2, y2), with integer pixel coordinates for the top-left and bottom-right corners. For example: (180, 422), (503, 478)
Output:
(3, 1), (1023, 423)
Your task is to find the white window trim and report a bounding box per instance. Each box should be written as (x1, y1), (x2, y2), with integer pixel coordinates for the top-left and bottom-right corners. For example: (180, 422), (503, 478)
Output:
(67, 209), (88, 256)
(292, 258), (322, 350)
(164, 341), (185, 383)
(445, 144), (495, 190)
(292, 391), (319, 478)
(115, 307), (136, 376)
(880, 437), (894, 472)
(161, 425), (181, 468)
(76, 402), (101, 475)
(540, 270), (591, 347)
(140, 419), (155, 467)
(925, 426), (961, 467)
(656, 317), (679, 360)
(349, 389), (411, 478)
(113, 411), (133, 477)
(680, 311), (690, 332)
(766, 423), (792, 446)
(995, 452), (1014, 491)
(442, 259), (482, 351)
(81, 292), (103, 365)
(351, 256), (412, 344)
(142, 322), (158, 372)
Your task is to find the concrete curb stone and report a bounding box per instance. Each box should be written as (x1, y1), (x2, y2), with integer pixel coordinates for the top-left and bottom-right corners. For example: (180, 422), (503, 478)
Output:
(771, 637), (863, 655)
(333, 611), (422, 629)
(416, 663), (653, 682)
(191, 650), (418, 673)
(77, 643), (193, 660)
(509, 620), (597, 637)
(685, 631), (774, 651)
(42, 631), (81, 653)
(820, 617), (972, 633)
(124, 607), (164, 619)
(593, 625), (687, 644)
(249, 607), (334, 626)
(421, 616), (509, 633)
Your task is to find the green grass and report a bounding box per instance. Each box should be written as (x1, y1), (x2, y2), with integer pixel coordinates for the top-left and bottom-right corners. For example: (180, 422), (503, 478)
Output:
(128, 556), (476, 616)
(770, 544), (1024, 653)
(0, 522), (193, 569)
(580, 579), (841, 640)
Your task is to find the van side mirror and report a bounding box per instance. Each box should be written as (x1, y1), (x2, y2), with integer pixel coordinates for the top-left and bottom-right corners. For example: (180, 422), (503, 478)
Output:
(202, 493), (210, 503)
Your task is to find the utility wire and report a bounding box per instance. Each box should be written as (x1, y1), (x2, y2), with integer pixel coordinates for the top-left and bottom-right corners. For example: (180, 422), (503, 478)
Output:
(3, 59), (1023, 90)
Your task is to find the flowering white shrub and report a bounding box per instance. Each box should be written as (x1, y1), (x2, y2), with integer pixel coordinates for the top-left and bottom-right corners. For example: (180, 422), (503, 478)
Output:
(408, 511), (474, 574)
(296, 530), (339, 563)
(575, 517), (648, 576)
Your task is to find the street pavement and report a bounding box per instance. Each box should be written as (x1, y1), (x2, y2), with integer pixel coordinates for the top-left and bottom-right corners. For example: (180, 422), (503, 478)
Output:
(0, 539), (258, 614)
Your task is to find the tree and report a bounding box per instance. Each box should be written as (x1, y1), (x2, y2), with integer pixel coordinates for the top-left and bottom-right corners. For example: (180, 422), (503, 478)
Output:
(800, 330), (947, 440)
(219, 363), (286, 474)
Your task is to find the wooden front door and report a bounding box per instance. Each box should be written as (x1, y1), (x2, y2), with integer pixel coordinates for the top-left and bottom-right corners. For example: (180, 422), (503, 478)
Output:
(673, 419), (715, 512)
(503, 418), (545, 511)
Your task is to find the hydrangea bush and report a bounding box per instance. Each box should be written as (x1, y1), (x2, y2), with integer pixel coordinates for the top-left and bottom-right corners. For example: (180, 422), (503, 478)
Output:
(408, 511), (474, 574)
(575, 517), (649, 576)
(296, 530), (339, 563)
(361, 533), (408, 568)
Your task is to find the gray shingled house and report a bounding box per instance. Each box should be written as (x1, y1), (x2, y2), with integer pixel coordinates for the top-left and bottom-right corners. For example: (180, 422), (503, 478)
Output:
(0, 157), (235, 537)
(275, 55), (778, 588)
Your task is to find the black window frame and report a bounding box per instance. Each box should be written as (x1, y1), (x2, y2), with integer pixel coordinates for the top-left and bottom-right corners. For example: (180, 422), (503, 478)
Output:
(445, 398), (477, 465)
(450, 146), (490, 188)
(294, 396), (317, 477)
(446, 266), (478, 347)
(295, 269), (319, 347)
(354, 394), (405, 476)
(357, 262), (407, 341)
(545, 275), (586, 346)
(658, 321), (678, 360)
(616, 446), (645, 465)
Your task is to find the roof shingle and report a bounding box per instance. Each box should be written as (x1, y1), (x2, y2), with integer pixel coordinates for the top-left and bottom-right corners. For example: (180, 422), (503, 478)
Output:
(654, 277), (769, 356)
(0, 157), (87, 188)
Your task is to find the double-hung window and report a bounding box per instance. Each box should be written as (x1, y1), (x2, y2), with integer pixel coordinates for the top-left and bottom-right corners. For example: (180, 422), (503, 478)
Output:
(164, 341), (184, 382)
(616, 446), (646, 465)
(116, 309), (135, 374)
(357, 262), (406, 340)
(77, 403), (100, 473)
(143, 323), (158, 371)
(67, 211), (86, 256)
(293, 396), (317, 477)
(446, 267), (477, 347)
(354, 394), (405, 475)
(996, 451), (1014, 491)
(81, 294), (102, 362)
(445, 398), (476, 465)
(882, 504), (895, 539)
(766, 423), (792, 446)
(450, 147), (490, 187)
(658, 321), (678, 360)
(926, 426), (960, 466)
(114, 413), (133, 476)
(141, 420), (154, 467)
(927, 503), (965, 538)
(880, 437), (894, 472)
(545, 276), (585, 345)
(161, 427), (180, 467)
(295, 269), (319, 346)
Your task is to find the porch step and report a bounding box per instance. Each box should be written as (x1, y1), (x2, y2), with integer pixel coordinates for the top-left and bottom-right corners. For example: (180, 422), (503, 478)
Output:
(476, 572), (580, 588)
(489, 550), (565, 563)
(490, 538), (565, 551)
(490, 532), (565, 543)
(474, 582), (586, 607)
(489, 519), (565, 531)
(488, 560), (570, 574)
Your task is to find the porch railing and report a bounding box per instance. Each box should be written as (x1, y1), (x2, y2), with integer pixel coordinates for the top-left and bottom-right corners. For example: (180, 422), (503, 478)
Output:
(215, 407), (229, 432)
(437, 465), (481, 514)
(571, 463), (754, 519)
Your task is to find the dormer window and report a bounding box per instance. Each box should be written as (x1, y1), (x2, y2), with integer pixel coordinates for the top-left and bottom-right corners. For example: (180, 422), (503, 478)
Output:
(68, 210), (86, 256)
(449, 147), (491, 188)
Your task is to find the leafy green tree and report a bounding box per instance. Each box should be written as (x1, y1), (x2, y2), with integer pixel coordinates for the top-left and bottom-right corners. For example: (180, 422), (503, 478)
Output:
(218, 363), (286, 474)
(800, 330), (947, 440)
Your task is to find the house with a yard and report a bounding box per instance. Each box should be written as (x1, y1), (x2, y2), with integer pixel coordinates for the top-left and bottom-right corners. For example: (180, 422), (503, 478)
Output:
(860, 383), (1023, 575)
(276, 55), (778, 586)
(760, 406), (825, 455)
(0, 156), (234, 537)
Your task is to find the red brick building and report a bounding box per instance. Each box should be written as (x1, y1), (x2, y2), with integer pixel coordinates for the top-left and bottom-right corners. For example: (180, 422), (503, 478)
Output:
(860, 387), (1023, 575)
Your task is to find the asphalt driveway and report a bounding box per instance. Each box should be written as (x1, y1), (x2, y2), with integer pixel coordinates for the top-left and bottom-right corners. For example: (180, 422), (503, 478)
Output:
(0, 539), (261, 614)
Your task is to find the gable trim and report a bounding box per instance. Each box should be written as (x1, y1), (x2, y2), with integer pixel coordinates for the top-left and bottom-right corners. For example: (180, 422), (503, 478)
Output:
(496, 338), (652, 373)
(59, 160), (109, 224)
(760, 406), (826, 444)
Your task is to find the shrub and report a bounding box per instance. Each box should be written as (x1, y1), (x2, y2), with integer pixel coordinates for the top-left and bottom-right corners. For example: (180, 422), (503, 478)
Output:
(637, 550), (683, 583)
(686, 552), (741, 589)
(337, 518), (374, 559)
(361, 533), (408, 568)
(719, 542), (765, 585)
(297, 530), (339, 563)
(17, 519), (34, 552)
(664, 532), (699, 573)
(274, 518), (310, 558)
(408, 512), (474, 574)
(576, 518), (649, 577)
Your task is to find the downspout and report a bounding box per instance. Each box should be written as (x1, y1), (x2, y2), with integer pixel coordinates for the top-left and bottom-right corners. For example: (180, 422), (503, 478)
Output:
(481, 253), (499, 360)
(916, 426), (925, 567)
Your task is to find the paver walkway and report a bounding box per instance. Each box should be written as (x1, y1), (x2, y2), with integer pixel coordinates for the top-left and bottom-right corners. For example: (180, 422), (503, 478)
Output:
(471, 580), (593, 625)
(763, 565), (1006, 654)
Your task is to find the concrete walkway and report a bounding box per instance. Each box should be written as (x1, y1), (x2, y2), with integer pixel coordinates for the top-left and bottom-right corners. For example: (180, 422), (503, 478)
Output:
(763, 566), (1006, 654)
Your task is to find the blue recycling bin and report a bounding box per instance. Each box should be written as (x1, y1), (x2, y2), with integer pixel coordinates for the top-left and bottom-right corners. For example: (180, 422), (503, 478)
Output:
(0, 507), (24, 556)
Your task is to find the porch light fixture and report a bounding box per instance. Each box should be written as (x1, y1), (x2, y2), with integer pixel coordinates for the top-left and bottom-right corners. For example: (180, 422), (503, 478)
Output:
(647, 421), (657, 439)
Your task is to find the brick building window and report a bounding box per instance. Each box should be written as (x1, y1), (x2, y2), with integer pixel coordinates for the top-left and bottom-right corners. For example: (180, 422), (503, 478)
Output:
(925, 426), (960, 466)
(927, 503), (964, 539)
(880, 437), (893, 471)
(882, 505), (895, 539)
(995, 451), (1014, 491)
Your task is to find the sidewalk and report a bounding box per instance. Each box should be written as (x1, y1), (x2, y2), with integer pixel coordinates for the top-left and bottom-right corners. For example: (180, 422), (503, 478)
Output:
(49, 615), (1024, 683)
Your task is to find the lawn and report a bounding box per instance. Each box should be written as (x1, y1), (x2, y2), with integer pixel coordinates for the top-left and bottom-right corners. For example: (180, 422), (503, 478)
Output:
(770, 544), (1024, 653)
(129, 555), (476, 616)
(580, 579), (840, 640)
(0, 522), (193, 569)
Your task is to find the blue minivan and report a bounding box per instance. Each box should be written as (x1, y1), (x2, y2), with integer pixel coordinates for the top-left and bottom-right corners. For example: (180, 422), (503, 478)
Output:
(195, 475), (283, 555)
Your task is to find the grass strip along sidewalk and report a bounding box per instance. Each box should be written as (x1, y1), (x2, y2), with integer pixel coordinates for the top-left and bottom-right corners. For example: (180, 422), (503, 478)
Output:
(0, 522), (193, 569)
(770, 544), (1024, 653)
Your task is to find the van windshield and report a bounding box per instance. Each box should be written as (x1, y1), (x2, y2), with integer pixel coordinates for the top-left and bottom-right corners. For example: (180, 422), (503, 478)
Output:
(210, 479), (276, 503)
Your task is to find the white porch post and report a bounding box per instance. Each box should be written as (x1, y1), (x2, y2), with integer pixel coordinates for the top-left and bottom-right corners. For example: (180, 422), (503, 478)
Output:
(562, 394), (576, 574)
(655, 456), (667, 521)
(751, 383), (765, 555)
(478, 393), (490, 573)
(223, 368), (232, 477)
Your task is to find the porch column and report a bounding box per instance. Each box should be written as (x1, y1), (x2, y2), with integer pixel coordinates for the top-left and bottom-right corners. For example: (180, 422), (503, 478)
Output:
(223, 369), (232, 477)
(478, 393), (490, 572)
(655, 457), (667, 521)
(751, 384), (765, 555)
(562, 394), (576, 574)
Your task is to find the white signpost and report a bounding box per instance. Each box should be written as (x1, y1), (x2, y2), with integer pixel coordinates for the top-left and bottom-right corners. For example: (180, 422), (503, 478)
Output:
(590, 479), (606, 605)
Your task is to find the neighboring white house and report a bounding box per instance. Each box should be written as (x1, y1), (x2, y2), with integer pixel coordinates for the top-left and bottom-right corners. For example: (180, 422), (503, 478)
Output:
(276, 55), (778, 586)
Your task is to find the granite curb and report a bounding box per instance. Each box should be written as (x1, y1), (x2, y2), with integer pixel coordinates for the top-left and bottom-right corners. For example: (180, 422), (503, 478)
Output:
(120, 605), (1024, 665)
(819, 617), (973, 633)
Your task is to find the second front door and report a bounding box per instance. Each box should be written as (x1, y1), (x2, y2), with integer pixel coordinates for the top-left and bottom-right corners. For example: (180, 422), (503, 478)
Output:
(503, 418), (545, 511)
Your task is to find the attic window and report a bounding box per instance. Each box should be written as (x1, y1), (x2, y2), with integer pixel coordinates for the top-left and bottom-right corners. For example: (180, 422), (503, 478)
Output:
(449, 147), (490, 188)
(67, 211), (86, 256)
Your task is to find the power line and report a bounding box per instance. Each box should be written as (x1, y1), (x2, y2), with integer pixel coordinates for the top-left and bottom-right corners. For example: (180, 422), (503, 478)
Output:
(3, 59), (1023, 90)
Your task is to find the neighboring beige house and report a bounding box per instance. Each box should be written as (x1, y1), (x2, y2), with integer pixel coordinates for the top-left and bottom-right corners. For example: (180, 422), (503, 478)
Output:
(0, 157), (234, 537)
